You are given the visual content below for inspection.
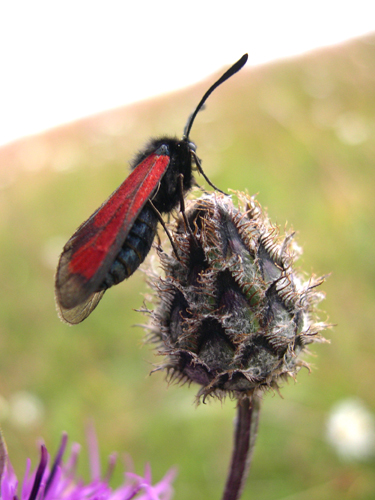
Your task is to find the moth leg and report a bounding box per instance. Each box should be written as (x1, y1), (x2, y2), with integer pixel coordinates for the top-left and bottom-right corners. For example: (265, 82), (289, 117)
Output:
(178, 174), (198, 246)
(148, 200), (180, 259)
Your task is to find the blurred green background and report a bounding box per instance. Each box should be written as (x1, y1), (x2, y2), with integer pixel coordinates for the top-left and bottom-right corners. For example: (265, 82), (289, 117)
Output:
(1, 34), (375, 499)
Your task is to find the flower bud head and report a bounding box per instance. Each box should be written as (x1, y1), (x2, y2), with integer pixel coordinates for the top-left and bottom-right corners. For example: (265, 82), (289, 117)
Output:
(146, 193), (328, 401)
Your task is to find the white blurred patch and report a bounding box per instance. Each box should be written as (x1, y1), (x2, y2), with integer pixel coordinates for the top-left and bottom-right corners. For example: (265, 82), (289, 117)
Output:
(50, 143), (83, 172)
(8, 391), (45, 429)
(334, 112), (369, 145)
(326, 398), (375, 461)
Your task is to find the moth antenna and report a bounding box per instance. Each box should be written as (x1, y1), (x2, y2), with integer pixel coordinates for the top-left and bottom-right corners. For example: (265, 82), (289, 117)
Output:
(183, 53), (248, 140)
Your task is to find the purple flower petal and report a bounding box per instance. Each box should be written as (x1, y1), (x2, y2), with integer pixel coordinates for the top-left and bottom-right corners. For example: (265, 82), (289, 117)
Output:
(0, 433), (175, 500)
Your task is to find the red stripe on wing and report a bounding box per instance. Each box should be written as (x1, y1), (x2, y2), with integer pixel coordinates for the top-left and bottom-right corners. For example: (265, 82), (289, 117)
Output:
(68, 152), (170, 280)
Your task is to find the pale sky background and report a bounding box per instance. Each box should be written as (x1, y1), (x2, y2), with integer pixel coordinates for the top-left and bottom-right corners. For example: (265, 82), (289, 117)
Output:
(1, 0), (375, 147)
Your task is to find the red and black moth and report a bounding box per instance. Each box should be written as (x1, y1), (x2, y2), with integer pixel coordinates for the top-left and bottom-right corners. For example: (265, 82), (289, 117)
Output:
(55, 54), (248, 324)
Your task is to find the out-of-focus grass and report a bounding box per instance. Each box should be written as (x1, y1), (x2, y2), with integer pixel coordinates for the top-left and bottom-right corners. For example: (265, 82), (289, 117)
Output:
(1, 34), (375, 499)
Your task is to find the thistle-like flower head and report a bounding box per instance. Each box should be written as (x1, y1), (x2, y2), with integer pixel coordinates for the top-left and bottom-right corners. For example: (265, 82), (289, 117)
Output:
(0, 430), (175, 500)
(146, 192), (328, 401)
